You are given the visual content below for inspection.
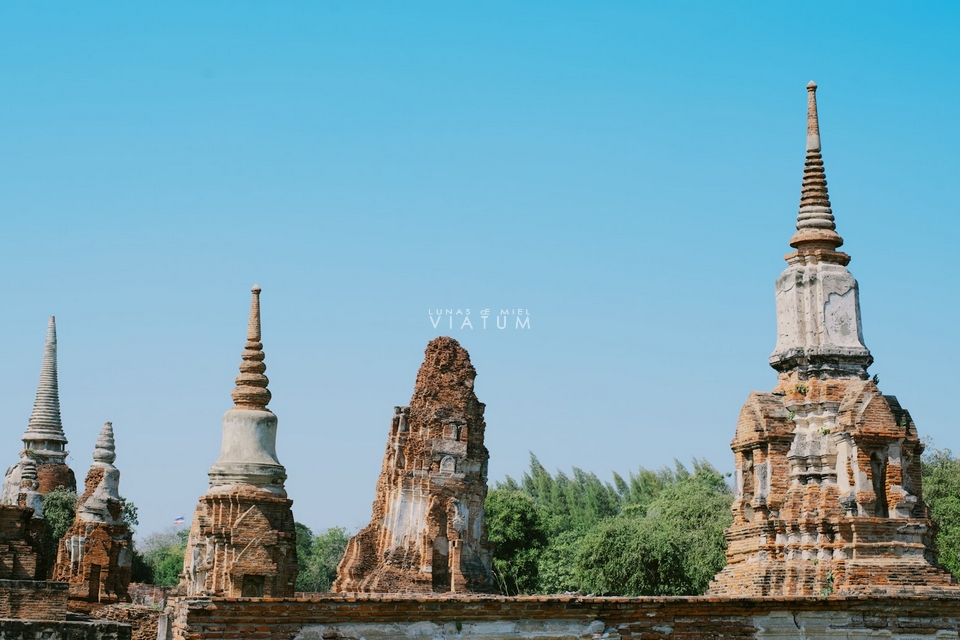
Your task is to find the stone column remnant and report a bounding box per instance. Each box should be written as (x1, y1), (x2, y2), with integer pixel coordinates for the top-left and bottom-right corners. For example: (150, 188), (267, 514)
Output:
(179, 285), (297, 598)
(708, 83), (957, 596)
(334, 336), (494, 593)
(1, 316), (76, 507)
(53, 422), (133, 607)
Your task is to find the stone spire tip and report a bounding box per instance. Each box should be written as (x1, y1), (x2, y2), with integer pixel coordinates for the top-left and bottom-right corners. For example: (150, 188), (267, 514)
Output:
(806, 81), (821, 152)
(93, 422), (116, 464)
(789, 81), (845, 257)
(231, 285), (271, 411)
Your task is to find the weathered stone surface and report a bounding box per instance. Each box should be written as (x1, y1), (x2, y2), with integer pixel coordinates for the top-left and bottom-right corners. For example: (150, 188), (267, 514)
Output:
(2, 317), (76, 507)
(708, 83), (956, 596)
(163, 593), (960, 640)
(179, 286), (297, 599)
(54, 422), (133, 608)
(335, 337), (494, 594)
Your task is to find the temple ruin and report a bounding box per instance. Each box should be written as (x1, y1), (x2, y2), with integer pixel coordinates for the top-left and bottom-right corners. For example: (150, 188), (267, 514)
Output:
(708, 82), (957, 596)
(334, 336), (494, 594)
(1, 317), (76, 507)
(178, 285), (298, 598)
(53, 422), (133, 608)
(0, 457), (47, 581)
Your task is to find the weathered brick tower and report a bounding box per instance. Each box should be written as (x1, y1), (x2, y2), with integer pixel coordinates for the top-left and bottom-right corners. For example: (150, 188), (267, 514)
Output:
(0, 459), (47, 580)
(1, 317), (76, 505)
(334, 337), (494, 593)
(709, 83), (956, 596)
(179, 285), (297, 598)
(53, 421), (133, 607)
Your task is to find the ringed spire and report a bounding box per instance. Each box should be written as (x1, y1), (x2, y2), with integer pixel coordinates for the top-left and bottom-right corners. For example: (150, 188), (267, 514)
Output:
(231, 285), (271, 411)
(23, 316), (67, 451)
(788, 81), (847, 261)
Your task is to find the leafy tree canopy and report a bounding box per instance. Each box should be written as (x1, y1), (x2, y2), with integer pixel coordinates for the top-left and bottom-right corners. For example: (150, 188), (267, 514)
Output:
(487, 454), (733, 596)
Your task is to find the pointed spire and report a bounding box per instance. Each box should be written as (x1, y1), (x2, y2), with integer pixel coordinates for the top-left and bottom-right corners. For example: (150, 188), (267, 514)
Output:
(93, 422), (116, 464)
(23, 316), (67, 449)
(789, 82), (846, 259)
(231, 285), (271, 411)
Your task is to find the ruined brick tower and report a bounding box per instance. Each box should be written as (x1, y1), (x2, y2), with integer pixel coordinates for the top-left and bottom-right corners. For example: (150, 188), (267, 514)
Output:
(709, 83), (956, 596)
(53, 422), (133, 607)
(334, 337), (494, 593)
(1, 317), (76, 507)
(179, 285), (297, 598)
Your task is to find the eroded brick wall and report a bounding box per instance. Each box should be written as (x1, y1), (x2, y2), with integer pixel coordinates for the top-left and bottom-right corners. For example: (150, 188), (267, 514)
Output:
(165, 593), (960, 639)
(0, 579), (68, 620)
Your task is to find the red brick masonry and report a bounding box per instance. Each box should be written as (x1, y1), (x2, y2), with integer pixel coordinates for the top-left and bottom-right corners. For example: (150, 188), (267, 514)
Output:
(0, 579), (67, 621)
(165, 593), (960, 639)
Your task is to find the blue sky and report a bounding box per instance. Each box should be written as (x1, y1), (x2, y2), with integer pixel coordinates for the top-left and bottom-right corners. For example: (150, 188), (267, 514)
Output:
(1, 2), (959, 538)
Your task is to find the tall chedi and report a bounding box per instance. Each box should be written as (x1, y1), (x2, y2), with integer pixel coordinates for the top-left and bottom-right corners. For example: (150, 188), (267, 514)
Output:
(335, 337), (494, 593)
(179, 286), (297, 598)
(709, 83), (956, 596)
(1, 317), (76, 506)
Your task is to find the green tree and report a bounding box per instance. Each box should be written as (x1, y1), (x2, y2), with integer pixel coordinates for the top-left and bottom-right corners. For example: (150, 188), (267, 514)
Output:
(119, 497), (140, 532)
(535, 529), (582, 594)
(485, 488), (548, 594)
(294, 522), (315, 590)
(296, 526), (350, 592)
(922, 446), (960, 578)
(515, 454), (620, 537)
(140, 528), (188, 587)
(575, 461), (732, 596)
(41, 487), (77, 570)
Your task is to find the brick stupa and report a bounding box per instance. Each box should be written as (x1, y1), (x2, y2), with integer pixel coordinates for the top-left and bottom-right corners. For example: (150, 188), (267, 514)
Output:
(179, 285), (297, 598)
(1, 317), (76, 506)
(334, 337), (495, 593)
(53, 421), (133, 607)
(708, 83), (956, 596)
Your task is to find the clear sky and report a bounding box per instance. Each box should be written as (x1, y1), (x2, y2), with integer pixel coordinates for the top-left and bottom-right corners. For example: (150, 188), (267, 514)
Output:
(1, 2), (958, 539)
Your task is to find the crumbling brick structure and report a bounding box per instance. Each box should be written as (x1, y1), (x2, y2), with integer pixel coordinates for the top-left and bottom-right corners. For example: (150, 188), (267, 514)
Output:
(1, 317), (76, 506)
(179, 286), (297, 598)
(709, 83), (957, 596)
(335, 336), (494, 594)
(53, 422), (133, 607)
(0, 505), (45, 581)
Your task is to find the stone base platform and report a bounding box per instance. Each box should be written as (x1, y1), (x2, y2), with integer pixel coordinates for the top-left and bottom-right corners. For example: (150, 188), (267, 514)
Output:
(164, 593), (960, 639)
(0, 618), (130, 640)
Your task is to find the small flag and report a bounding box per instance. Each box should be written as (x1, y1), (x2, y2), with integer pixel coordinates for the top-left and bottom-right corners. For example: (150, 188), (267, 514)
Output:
(173, 516), (186, 526)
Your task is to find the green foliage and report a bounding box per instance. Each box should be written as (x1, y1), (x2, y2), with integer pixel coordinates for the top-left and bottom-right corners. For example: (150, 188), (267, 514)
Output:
(41, 487), (77, 567)
(576, 462), (732, 595)
(484, 488), (547, 594)
(517, 455), (620, 537)
(491, 454), (732, 596)
(140, 528), (189, 587)
(535, 529), (582, 594)
(295, 524), (350, 592)
(922, 446), (960, 578)
(295, 522), (315, 587)
(119, 497), (140, 532)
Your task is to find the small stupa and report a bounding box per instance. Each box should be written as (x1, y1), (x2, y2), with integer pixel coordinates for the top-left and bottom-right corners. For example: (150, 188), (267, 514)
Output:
(54, 422), (133, 607)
